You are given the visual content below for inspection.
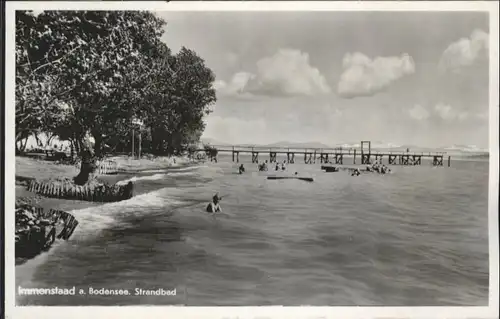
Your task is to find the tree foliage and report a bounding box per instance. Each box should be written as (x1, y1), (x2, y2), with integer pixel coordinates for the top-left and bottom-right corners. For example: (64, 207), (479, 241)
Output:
(16, 10), (217, 183)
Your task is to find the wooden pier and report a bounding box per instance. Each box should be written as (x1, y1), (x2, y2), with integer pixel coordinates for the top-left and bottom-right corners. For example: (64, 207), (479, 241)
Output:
(198, 141), (451, 167)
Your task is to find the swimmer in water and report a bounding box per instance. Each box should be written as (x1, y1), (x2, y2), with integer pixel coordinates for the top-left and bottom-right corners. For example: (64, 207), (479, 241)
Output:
(207, 193), (222, 213)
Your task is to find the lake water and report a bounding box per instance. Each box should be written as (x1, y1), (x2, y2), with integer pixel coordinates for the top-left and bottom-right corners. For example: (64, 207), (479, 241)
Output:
(15, 154), (490, 306)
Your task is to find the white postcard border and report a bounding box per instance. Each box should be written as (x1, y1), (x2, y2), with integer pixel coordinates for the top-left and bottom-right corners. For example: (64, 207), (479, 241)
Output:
(4, 2), (499, 319)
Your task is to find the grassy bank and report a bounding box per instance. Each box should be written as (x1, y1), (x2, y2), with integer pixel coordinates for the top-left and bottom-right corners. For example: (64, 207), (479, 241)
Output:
(110, 155), (193, 172)
(16, 157), (104, 214)
(15, 155), (190, 214)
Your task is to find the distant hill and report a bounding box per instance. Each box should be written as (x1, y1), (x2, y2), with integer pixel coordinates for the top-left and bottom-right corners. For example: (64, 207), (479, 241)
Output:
(200, 138), (229, 146)
(442, 144), (489, 153)
(262, 141), (333, 149)
(200, 139), (333, 149)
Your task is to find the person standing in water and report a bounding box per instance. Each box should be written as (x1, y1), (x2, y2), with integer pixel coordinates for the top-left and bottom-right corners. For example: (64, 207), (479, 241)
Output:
(238, 164), (245, 174)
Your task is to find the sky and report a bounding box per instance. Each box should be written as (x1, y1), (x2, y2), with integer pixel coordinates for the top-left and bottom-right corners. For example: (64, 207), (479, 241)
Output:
(156, 11), (490, 149)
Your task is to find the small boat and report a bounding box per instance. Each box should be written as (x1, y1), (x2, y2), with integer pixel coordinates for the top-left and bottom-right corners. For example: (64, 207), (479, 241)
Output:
(267, 176), (314, 182)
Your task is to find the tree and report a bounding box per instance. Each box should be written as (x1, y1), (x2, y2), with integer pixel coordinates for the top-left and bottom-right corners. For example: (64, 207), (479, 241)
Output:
(144, 46), (216, 155)
(16, 10), (217, 184)
(16, 11), (167, 184)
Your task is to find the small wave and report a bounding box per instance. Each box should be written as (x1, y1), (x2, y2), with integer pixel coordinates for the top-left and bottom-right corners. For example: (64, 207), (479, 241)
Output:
(116, 173), (167, 185)
(63, 187), (188, 240)
(133, 165), (204, 175)
(16, 187), (196, 290)
(172, 165), (203, 172)
(167, 171), (197, 177)
(140, 169), (168, 174)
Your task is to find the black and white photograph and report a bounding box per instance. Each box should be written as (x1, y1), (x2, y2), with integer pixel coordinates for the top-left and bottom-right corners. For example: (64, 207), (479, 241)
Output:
(3, 1), (499, 318)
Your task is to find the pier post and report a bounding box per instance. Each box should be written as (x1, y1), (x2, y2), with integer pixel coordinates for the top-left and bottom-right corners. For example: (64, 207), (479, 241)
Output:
(388, 154), (396, 165)
(304, 152), (312, 164)
(432, 155), (444, 166)
(335, 153), (343, 165)
(269, 152), (277, 163)
(448, 156), (451, 167)
(412, 155), (422, 166)
(232, 146), (235, 162)
(401, 155), (409, 165)
(353, 149), (356, 164)
(252, 151), (259, 163)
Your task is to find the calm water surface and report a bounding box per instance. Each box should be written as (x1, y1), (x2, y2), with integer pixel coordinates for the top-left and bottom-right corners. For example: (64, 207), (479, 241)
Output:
(16, 155), (489, 306)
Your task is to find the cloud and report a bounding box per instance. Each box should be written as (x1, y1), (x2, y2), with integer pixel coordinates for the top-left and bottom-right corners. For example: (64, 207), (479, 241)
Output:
(216, 49), (331, 98)
(337, 53), (415, 98)
(439, 29), (489, 73)
(434, 103), (469, 121)
(224, 52), (239, 67)
(408, 104), (430, 120)
(408, 103), (481, 122)
(214, 72), (255, 97)
(203, 115), (269, 144)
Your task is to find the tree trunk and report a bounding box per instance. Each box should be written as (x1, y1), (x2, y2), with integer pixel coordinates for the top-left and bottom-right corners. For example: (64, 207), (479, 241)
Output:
(15, 132), (30, 154)
(34, 133), (42, 147)
(75, 139), (81, 155)
(73, 139), (96, 185)
(93, 135), (103, 159)
(45, 133), (55, 148)
(20, 138), (28, 152)
(151, 128), (162, 156)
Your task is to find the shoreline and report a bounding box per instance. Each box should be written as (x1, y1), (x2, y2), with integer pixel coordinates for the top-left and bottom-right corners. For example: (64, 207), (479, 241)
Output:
(14, 155), (197, 244)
